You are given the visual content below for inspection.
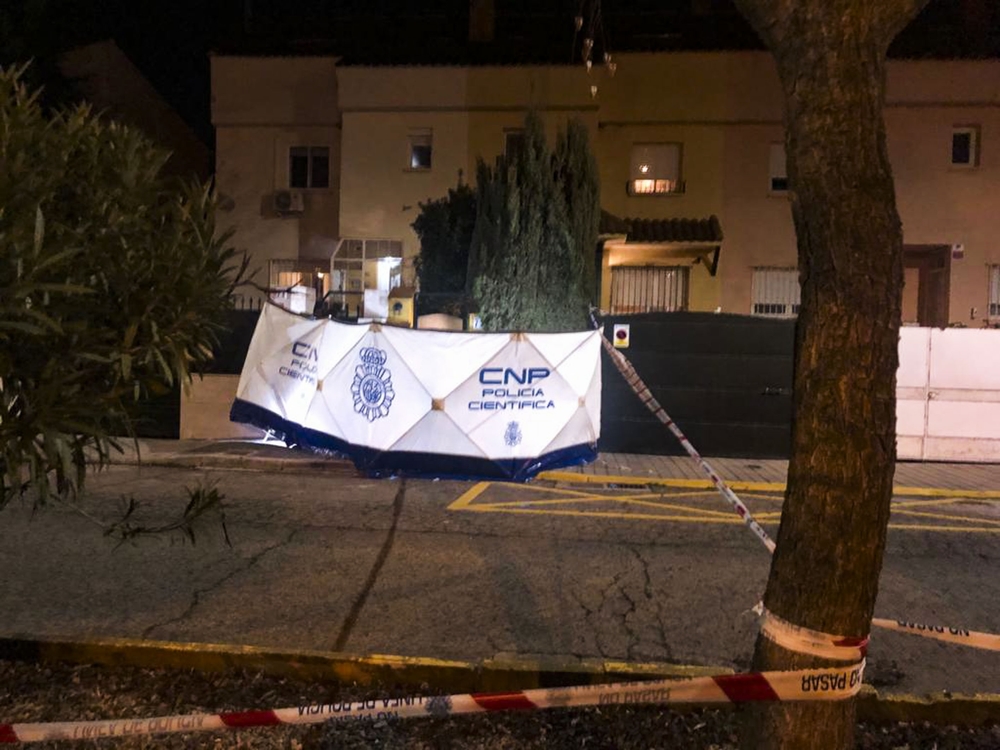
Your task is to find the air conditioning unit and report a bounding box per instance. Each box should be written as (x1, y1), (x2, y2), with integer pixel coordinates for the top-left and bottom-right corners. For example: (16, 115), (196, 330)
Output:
(272, 190), (304, 215)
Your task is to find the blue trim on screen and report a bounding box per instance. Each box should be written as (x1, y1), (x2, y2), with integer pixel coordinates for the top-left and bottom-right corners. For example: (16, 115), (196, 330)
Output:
(230, 398), (597, 482)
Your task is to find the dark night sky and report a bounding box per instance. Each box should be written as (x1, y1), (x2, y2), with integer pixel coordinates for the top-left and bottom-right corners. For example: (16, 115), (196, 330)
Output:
(4, 0), (998, 150)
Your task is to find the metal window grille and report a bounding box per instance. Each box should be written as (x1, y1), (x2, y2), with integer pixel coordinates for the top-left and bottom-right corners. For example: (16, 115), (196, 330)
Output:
(752, 267), (800, 317)
(989, 265), (1000, 319)
(609, 266), (688, 314)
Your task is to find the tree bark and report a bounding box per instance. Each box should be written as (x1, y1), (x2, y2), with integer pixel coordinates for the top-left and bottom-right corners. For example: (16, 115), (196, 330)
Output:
(727, 1), (930, 748)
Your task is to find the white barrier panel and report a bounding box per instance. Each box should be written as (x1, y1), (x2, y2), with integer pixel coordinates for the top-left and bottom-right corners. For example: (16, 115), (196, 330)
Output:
(896, 327), (1000, 462)
(230, 304), (601, 480)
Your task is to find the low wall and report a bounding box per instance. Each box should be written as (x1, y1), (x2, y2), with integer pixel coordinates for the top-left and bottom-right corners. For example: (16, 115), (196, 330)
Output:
(180, 374), (263, 440)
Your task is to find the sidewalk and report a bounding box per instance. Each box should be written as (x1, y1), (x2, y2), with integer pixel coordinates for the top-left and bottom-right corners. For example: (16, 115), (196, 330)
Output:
(114, 437), (1000, 492)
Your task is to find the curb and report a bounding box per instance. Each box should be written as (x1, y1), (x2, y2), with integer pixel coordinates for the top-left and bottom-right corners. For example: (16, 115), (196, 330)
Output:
(131, 455), (358, 475)
(0, 636), (725, 694)
(3, 636), (1000, 726)
(856, 687), (1000, 726)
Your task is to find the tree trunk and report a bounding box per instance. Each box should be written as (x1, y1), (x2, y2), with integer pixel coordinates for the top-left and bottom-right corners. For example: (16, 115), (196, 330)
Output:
(727, 1), (930, 748)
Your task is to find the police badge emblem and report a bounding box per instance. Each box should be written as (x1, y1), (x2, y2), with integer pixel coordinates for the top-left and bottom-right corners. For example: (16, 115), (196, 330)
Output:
(351, 347), (395, 422)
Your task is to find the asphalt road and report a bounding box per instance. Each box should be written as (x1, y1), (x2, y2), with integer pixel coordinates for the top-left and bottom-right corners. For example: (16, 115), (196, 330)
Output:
(2, 465), (998, 698)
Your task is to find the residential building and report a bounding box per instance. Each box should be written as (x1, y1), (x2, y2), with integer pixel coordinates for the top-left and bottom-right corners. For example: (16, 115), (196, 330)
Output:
(59, 41), (211, 180)
(211, 51), (1000, 328)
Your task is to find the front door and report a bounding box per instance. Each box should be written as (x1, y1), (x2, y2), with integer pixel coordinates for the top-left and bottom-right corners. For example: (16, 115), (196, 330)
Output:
(902, 245), (950, 328)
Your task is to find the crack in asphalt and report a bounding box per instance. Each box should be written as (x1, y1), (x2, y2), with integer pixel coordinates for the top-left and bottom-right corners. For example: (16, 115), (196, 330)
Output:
(630, 545), (674, 661)
(332, 480), (406, 652)
(610, 565), (639, 661)
(141, 529), (298, 639)
(570, 589), (609, 659)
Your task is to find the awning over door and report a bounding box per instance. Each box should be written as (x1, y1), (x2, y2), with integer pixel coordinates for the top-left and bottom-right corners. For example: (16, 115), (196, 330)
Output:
(599, 211), (724, 276)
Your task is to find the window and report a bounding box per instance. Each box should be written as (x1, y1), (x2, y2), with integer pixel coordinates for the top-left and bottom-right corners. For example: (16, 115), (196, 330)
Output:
(289, 146), (329, 188)
(769, 143), (788, 193)
(504, 129), (525, 160)
(628, 144), (683, 195)
(989, 265), (1000, 319)
(330, 239), (403, 319)
(752, 267), (800, 317)
(408, 129), (433, 170)
(268, 259), (331, 314)
(609, 266), (688, 314)
(952, 126), (980, 167)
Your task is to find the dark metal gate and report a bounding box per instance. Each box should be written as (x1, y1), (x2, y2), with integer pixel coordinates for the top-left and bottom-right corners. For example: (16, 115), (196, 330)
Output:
(599, 312), (795, 459)
(132, 309), (262, 439)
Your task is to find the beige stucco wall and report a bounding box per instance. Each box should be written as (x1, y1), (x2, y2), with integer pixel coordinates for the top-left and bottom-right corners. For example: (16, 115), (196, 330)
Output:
(216, 52), (1000, 325)
(597, 52), (787, 313)
(885, 61), (1000, 324)
(339, 109), (471, 279)
(338, 65), (598, 283)
(212, 56), (340, 296)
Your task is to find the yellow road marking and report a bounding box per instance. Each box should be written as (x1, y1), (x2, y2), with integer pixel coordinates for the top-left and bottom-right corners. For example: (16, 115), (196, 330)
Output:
(894, 486), (1000, 499)
(480, 495), (626, 509)
(538, 471), (1000, 500)
(890, 508), (1000, 526)
(458, 504), (776, 525)
(616, 497), (741, 519)
(449, 482), (492, 510)
(538, 471), (784, 492)
(891, 497), (999, 509)
(887, 524), (1000, 534)
(452, 482), (1000, 534)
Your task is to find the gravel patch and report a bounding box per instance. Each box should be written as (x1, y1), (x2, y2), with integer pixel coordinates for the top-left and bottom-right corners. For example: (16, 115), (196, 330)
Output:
(1, 660), (998, 749)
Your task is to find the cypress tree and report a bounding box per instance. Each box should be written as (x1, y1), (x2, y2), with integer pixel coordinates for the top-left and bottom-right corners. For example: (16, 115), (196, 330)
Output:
(554, 118), (600, 310)
(470, 112), (597, 332)
(412, 181), (476, 315)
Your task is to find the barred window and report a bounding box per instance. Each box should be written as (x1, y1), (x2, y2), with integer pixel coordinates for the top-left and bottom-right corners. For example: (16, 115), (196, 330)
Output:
(752, 267), (800, 317)
(610, 266), (688, 314)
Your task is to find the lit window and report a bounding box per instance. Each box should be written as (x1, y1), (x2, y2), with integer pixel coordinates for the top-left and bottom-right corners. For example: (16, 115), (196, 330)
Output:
(610, 266), (688, 314)
(408, 129), (432, 170)
(769, 143), (788, 193)
(989, 265), (1000, 319)
(952, 126), (980, 167)
(752, 267), (800, 317)
(289, 146), (330, 188)
(628, 144), (683, 195)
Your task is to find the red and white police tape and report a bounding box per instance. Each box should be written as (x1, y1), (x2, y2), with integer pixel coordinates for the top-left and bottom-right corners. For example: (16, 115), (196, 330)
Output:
(871, 618), (1000, 651)
(0, 663), (865, 744)
(757, 605), (870, 661)
(601, 328), (1000, 655)
(599, 336), (776, 553)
